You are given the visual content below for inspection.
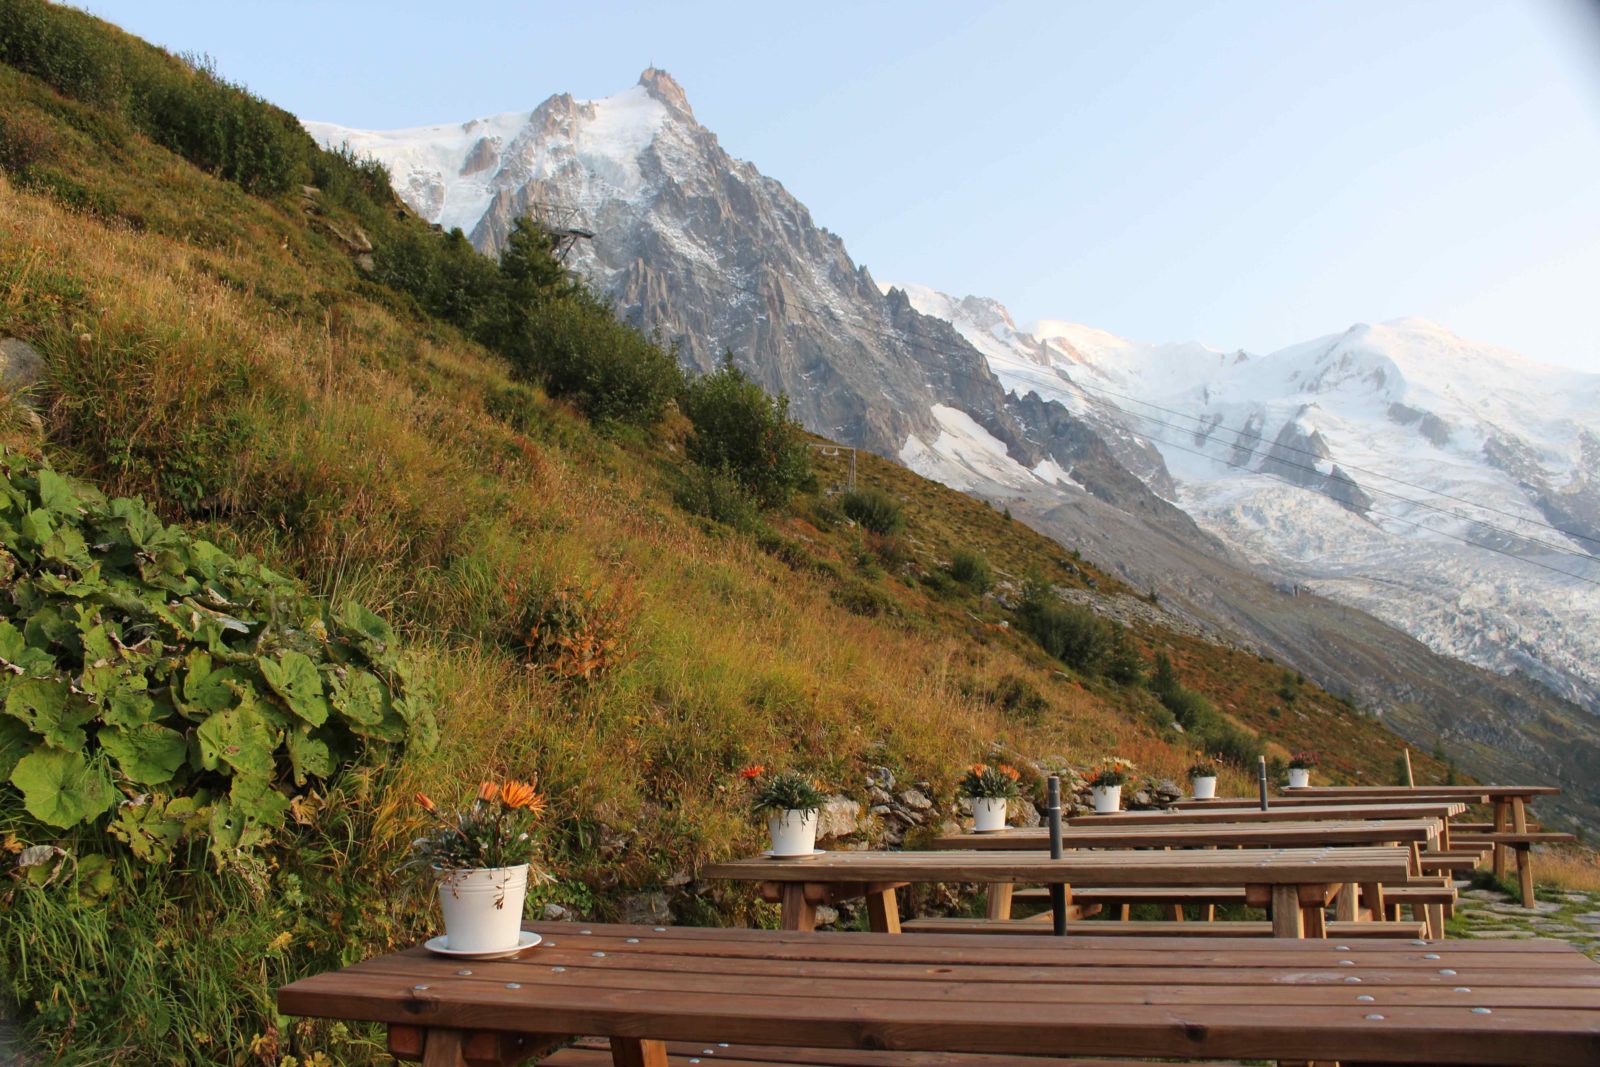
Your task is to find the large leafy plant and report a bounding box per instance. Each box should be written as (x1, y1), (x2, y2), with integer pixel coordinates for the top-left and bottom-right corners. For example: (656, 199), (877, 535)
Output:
(0, 451), (434, 866)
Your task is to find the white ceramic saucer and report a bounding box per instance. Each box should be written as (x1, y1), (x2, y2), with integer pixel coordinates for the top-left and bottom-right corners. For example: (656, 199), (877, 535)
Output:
(759, 849), (826, 859)
(423, 931), (543, 958)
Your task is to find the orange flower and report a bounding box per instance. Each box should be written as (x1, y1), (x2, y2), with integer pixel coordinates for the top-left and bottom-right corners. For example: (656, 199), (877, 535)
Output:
(739, 764), (765, 780)
(477, 781), (499, 803)
(969, 763), (989, 775)
(501, 780), (539, 809)
(415, 792), (437, 813)
(999, 764), (1020, 781)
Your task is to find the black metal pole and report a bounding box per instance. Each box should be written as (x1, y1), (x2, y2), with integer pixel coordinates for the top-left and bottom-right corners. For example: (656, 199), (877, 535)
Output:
(1047, 775), (1066, 936)
(1258, 755), (1269, 811)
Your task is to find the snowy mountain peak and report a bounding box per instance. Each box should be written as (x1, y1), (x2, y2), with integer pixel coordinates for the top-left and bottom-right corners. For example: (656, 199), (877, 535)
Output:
(636, 67), (694, 117)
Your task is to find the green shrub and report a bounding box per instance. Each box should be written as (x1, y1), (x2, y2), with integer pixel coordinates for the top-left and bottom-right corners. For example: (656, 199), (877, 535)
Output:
(675, 466), (763, 532)
(988, 673), (1050, 723)
(1016, 576), (1112, 674)
(1102, 627), (1144, 686)
(839, 488), (904, 535)
(0, 109), (54, 177)
(0, 453), (433, 866)
(832, 579), (893, 618)
(680, 360), (811, 507)
(519, 293), (683, 426)
(0, 0), (309, 194)
(947, 548), (992, 594)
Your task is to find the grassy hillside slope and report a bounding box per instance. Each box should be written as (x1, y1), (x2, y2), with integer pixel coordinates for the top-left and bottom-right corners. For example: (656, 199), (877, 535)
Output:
(0, 7), (1458, 1063)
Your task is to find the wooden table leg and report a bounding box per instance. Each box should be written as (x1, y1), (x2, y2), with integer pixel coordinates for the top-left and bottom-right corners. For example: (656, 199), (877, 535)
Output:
(1270, 885), (1305, 938)
(1492, 798), (1509, 878)
(780, 883), (817, 931)
(866, 886), (901, 934)
(1512, 797), (1535, 907)
(985, 883), (1014, 921)
(1360, 882), (1385, 922)
(423, 1030), (467, 1067)
(1335, 882), (1358, 922)
(612, 1038), (668, 1067)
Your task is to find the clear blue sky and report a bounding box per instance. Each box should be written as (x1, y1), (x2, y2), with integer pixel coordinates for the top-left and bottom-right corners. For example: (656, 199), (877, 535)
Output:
(81, 0), (1600, 371)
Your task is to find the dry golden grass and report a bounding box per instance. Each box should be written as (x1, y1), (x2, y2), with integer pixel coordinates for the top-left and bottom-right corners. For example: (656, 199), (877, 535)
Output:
(1536, 846), (1600, 892)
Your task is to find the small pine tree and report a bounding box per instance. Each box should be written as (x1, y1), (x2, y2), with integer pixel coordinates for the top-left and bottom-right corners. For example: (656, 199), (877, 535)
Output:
(1150, 651), (1179, 699)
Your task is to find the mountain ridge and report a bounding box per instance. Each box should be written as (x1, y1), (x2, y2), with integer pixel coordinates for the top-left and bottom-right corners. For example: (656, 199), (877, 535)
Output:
(302, 68), (1600, 823)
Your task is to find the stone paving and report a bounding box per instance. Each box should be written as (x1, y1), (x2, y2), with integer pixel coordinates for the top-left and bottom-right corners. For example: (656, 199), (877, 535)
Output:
(1447, 875), (1600, 960)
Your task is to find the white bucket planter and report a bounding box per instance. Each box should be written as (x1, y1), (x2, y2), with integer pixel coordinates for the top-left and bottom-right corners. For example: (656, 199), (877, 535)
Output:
(1190, 775), (1218, 800)
(971, 796), (1008, 832)
(767, 808), (819, 856)
(1288, 768), (1311, 789)
(436, 864), (529, 953)
(1090, 784), (1122, 814)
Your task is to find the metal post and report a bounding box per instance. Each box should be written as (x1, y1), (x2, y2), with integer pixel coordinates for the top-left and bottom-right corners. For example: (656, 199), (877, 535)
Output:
(1258, 756), (1269, 811)
(1047, 775), (1066, 936)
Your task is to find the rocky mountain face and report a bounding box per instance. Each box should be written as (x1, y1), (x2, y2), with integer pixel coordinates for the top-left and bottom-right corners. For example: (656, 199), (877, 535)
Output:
(304, 71), (1600, 826)
(897, 288), (1600, 719)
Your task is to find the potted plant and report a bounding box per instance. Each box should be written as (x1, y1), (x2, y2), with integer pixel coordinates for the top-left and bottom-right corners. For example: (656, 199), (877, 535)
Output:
(959, 763), (1021, 832)
(1287, 751), (1318, 789)
(1087, 758), (1132, 814)
(744, 766), (827, 857)
(411, 779), (546, 954)
(1187, 756), (1220, 800)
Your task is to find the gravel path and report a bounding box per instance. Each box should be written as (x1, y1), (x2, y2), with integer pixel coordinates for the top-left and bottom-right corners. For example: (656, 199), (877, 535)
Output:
(1448, 876), (1600, 959)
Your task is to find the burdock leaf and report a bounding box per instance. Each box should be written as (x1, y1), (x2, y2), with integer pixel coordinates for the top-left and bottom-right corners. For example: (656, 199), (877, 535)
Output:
(3, 678), (95, 751)
(194, 702), (277, 780)
(257, 651), (328, 726)
(10, 748), (117, 827)
(100, 722), (188, 785)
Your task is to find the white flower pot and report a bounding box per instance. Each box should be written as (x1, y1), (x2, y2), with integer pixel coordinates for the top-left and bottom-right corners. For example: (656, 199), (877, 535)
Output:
(1190, 775), (1218, 800)
(436, 864), (529, 953)
(1091, 784), (1122, 814)
(1288, 768), (1311, 789)
(767, 809), (818, 856)
(971, 796), (1008, 832)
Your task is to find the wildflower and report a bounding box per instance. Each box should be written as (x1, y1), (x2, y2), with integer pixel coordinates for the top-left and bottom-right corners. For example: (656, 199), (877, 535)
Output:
(969, 763), (989, 775)
(478, 781), (499, 803)
(999, 764), (1020, 780)
(266, 931), (293, 952)
(739, 764), (765, 780)
(415, 792), (437, 813)
(501, 780), (539, 809)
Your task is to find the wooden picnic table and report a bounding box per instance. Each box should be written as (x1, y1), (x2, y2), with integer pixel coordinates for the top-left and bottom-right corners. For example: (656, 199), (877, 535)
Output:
(929, 819), (1443, 925)
(1180, 792), (1486, 807)
(929, 817), (1445, 852)
(1291, 786), (1564, 902)
(702, 846), (1412, 938)
(1069, 799), (1467, 839)
(277, 922), (1600, 1067)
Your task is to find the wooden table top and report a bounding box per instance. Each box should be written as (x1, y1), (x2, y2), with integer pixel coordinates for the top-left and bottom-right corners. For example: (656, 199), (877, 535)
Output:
(702, 846), (1412, 886)
(1290, 785), (1560, 798)
(1068, 801), (1467, 826)
(1180, 793), (1486, 808)
(928, 818), (1443, 851)
(277, 923), (1600, 1066)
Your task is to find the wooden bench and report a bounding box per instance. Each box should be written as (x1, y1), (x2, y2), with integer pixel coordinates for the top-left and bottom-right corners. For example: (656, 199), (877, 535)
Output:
(547, 1036), (1252, 1067)
(900, 917), (1430, 939)
(1452, 832), (1578, 907)
(1014, 884), (1244, 921)
(1418, 850), (1487, 873)
(279, 923), (1600, 1067)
